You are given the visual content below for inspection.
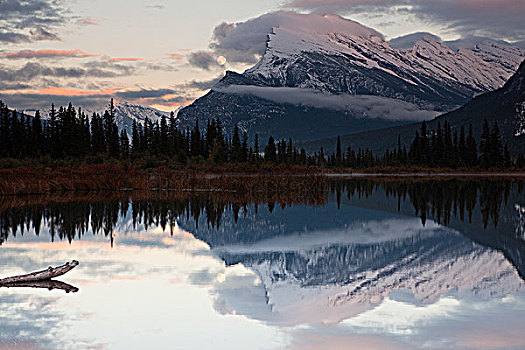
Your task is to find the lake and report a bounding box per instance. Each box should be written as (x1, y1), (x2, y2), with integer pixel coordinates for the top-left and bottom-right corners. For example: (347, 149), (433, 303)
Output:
(1, 178), (525, 349)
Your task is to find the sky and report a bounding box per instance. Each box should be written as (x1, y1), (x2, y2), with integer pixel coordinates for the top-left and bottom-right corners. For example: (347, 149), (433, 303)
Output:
(0, 0), (524, 112)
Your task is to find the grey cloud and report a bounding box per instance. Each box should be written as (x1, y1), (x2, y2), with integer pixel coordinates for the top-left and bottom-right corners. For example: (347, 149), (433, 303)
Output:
(0, 0), (67, 43)
(0, 62), (133, 82)
(163, 96), (188, 103)
(214, 85), (438, 121)
(115, 88), (175, 99)
(141, 62), (178, 72)
(0, 31), (31, 43)
(284, 0), (525, 41)
(146, 4), (164, 10)
(186, 75), (224, 90)
(188, 51), (221, 70)
(212, 22), (236, 41)
(30, 27), (60, 41)
(208, 13), (283, 65)
(0, 82), (32, 90)
(514, 41), (525, 50)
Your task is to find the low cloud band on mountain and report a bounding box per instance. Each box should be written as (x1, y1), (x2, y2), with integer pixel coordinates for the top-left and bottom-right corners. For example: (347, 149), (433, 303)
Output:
(214, 85), (438, 121)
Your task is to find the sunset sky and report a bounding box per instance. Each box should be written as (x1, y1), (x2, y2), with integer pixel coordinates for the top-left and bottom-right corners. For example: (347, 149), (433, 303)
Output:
(1, 0), (524, 112)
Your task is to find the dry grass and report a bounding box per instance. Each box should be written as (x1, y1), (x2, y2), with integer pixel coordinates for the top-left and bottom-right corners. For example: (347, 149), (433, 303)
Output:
(0, 164), (327, 199)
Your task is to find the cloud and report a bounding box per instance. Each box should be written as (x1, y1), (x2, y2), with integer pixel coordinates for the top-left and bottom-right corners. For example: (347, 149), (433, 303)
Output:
(190, 12), (308, 69)
(186, 75), (224, 90)
(0, 31), (31, 43)
(168, 53), (185, 62)
(145, 4), (164, 10)
(0, 61), (135, 86)
(0, 0), (68, 43)
(0, 49), (99, 60)
(284, 0), (525, 41)
(115, 88), (176, 99)
(29, 27), (59, 41)
(188, 51), (222, 70)
(109, 57), (144, 62)
(207, 13), (282, 65)
(76, 17), (99, 26)
(214, 85), (438, 121)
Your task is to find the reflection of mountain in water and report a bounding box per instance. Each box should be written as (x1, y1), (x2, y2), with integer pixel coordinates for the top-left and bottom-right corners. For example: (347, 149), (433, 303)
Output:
(217, 222), (523, 325)
(179, 196), (525, 324)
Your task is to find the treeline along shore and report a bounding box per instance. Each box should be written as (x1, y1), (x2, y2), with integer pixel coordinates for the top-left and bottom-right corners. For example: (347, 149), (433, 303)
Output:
(1, 178), (523, 247)
(1, 99), (524, 195)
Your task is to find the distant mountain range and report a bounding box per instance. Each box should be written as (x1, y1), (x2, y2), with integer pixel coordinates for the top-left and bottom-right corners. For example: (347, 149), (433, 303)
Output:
(111, 101), (176, 135)
(22, 101), (176, 136)
(177, 12), (525, 143)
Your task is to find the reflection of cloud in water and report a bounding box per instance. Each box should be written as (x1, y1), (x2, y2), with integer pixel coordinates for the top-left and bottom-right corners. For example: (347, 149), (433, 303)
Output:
(0, 224), (287, 349)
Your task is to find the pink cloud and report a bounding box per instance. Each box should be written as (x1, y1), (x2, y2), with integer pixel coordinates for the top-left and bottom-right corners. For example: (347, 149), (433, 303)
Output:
(77, 17), (100, 26)
(109, 57), (144, 62)
(168, 53), (185, 61)
(288, 0), (389, 7)
(0, 49), (99, 59)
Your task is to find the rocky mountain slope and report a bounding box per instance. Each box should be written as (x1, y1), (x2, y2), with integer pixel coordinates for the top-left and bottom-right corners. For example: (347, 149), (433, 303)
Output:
(303, 58), (525, 156)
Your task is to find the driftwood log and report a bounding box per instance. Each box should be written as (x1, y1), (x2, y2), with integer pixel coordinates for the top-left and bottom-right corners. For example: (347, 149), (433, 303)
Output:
(0, 261), (79, 293)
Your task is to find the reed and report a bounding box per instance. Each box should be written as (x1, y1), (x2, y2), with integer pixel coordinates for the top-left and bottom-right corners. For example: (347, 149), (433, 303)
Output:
(0, 164), (327, 198)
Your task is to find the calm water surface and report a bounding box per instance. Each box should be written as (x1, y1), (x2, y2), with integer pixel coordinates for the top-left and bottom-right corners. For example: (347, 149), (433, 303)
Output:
(1, 179), (525, 350)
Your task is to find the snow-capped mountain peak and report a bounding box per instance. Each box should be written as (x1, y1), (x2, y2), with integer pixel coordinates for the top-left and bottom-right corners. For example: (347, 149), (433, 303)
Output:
(245, 14), (525, 98)
(110, 101), (180, 135)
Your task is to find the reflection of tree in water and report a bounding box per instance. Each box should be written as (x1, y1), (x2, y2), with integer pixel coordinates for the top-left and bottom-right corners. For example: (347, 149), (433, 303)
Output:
(0, 179), (524, 245)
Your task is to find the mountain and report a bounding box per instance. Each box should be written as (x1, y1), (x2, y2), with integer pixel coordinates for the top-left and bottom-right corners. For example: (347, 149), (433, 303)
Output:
(303, 58), (525, 156)
(177, 12), (525, 142)
(112, 101), (175, 135)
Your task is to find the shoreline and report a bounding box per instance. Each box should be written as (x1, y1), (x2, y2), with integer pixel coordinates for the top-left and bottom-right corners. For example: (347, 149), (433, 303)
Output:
(324, 172), (525, 177)
(1, 165), (524, 197)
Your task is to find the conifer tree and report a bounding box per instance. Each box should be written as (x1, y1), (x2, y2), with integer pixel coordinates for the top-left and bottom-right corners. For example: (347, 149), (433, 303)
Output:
(264, 136), (277, 163)
(336, 136), (342, 166)
(466, 124), (478, 167)
(231, 124), (242, 162)
(32, 110), (43, 157)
